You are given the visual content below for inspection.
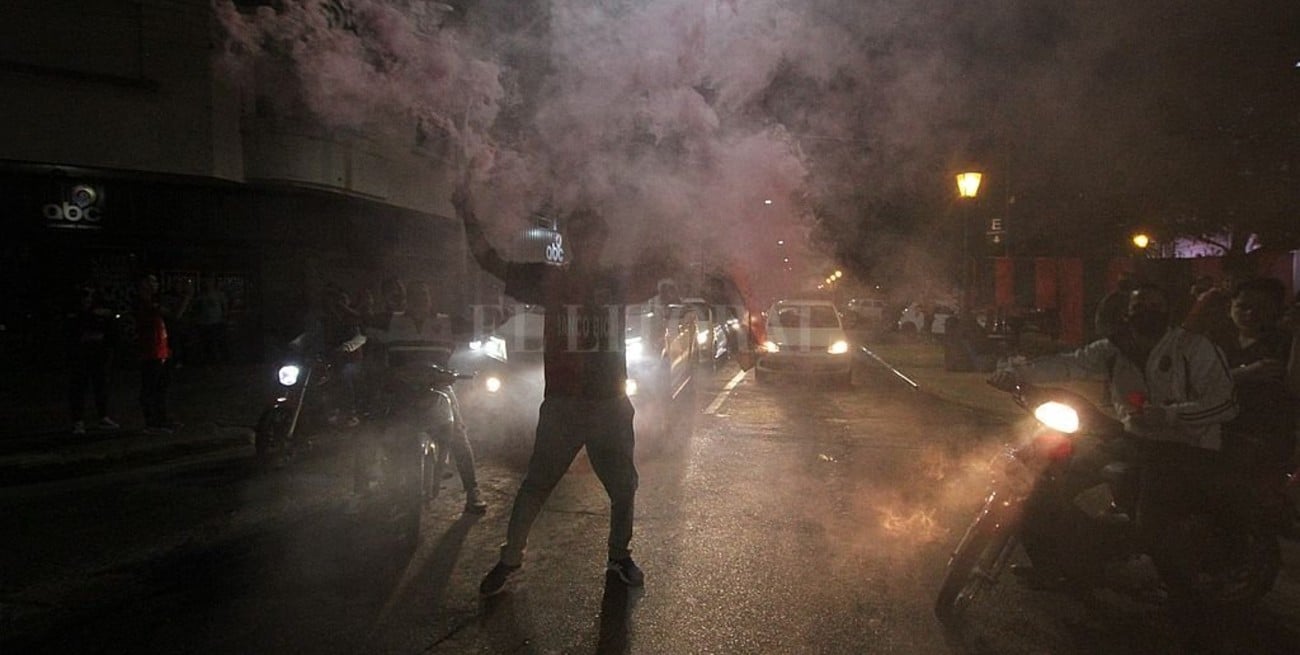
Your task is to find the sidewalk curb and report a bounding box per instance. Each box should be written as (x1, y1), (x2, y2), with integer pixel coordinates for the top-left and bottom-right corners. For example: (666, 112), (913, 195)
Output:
(0, 427), (254, 487)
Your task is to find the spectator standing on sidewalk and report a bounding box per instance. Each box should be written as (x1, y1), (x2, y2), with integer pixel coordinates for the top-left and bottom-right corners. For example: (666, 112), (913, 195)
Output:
(136, 274), (190, 435)
(455, 174), (672, 596)
(193, 277), (229, 365)
(65, 284), (121, 435)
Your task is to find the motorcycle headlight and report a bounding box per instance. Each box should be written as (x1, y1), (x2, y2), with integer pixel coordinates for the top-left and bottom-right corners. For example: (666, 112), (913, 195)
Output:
(1033, 401), (1080, 434)
(625, 378), (638, 397)
(625, 337), (645, 362)
(696, 330), (709, 345)
(485, 376), (502, 393)
(277, 365), (301, 387)
(827, 340), (849, 355)
(761, 340), (780, 353)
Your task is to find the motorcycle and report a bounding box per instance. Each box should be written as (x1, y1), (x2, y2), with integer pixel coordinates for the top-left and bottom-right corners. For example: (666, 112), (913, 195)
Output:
(363, 350), (475, 506)
(934, 382), (1287, 625)
(254, 353), (338, 466)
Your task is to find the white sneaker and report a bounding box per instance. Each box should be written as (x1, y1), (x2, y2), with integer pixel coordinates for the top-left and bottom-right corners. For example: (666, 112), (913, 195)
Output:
(98, 417), (121, 430)
(72, 421), (86, 435)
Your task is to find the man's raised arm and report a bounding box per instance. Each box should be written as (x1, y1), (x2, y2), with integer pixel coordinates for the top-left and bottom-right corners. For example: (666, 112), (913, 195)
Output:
(452, 180), (508, 281)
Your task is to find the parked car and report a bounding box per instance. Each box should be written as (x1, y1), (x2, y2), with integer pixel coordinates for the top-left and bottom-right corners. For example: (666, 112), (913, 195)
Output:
(755, 299), (852, 387)
(897, 302), (957, 335)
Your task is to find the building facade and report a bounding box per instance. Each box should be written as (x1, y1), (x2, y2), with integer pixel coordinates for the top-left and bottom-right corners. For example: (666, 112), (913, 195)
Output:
(0, 0), (468, 365)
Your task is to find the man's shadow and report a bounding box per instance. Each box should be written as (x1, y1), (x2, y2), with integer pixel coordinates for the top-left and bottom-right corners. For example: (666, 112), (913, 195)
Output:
(479, 573), (642, 655)
(365, 511), (482, 648)
(595, 572), (643, 655)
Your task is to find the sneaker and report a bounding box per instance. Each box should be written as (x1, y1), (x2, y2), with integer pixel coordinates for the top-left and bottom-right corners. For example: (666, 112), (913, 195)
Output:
(97, 417), (121, 430)
(464, 489), (488, 514)
(479, 562), (521, 596)
(72, 421), (86, 435)
(606, 557), (645, 587)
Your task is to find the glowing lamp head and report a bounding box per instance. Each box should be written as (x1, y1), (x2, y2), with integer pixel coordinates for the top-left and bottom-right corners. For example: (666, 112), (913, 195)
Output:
(956, 172), (983, 198)
(1033, 401), (1080, 434)
(1132, 233), (1150, 249)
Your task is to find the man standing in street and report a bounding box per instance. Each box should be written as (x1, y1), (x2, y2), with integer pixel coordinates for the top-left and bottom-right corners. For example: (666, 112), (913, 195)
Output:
(454, 176), (670, 596)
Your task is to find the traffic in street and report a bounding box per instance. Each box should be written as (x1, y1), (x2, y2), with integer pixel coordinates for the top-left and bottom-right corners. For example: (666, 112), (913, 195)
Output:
(5, 348), (1299, 654)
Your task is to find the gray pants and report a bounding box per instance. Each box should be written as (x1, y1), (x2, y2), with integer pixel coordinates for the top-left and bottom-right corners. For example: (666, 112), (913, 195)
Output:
(500, 396), (638, 566)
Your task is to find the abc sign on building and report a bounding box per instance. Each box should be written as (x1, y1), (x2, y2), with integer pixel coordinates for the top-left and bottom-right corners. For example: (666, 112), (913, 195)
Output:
(44, 184), (104, 228)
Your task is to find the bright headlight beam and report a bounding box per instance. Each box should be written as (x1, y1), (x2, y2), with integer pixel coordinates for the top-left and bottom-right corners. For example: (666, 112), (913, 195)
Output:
(277, 365), (301, 387)
(625, 337), (644, 361)
(827, 340), (849, 354)
(1033, 401), (1080, 434)
(485, 376), (502, 393)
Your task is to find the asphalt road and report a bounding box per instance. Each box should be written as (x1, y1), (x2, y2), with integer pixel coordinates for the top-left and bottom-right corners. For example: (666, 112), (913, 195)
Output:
(4, 357), (1300, 654)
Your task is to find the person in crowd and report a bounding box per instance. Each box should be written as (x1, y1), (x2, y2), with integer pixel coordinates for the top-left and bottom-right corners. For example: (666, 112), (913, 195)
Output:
(193, 277), (230, 365)
(66, 284), (120, 435)
(1093, 275), (1137, 340)
(455, 174), (673, 596)
(137, 274), (190, 434)
(362, 277), (486, 513)
(159, 277), (194, 368)
(1183, 273), (1240, 351)
(322, 286), (366, 428)
(989, 284), (1238, 618)
(1219, 278), (1296, 475)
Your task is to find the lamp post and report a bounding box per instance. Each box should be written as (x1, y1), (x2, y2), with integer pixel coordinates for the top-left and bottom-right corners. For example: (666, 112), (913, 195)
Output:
(955, 172), (982, 313)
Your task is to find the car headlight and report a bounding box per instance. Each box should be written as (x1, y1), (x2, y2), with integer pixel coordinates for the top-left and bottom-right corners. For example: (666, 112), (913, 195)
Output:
(479, 336), (507, 362)
(625, 337), (645, 362)
(827, 340), (849, 355)
(760, 340), (780, 353)
(277, 365), (301, 387)
(625, 378), (638, 396)
(696, 330), (709, 345)
(484, 376), (502, 393)
(1033, 401), (1080, 434)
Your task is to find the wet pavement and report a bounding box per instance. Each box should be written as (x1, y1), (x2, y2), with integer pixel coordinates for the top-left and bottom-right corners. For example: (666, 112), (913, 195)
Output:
(3, 346), (1299, 654)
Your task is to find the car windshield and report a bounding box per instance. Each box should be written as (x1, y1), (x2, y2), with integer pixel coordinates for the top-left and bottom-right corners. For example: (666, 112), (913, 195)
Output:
(771, 305), (840, 329)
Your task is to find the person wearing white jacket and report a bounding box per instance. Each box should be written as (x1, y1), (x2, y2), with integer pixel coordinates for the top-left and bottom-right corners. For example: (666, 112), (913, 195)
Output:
(991, 284), (1239, 616)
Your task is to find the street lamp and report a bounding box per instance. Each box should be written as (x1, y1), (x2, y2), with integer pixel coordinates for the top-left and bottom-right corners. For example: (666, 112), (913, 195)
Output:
(955, 172), (982, 314)
(1131, 233), (1150, 249)
(956, 172), (983, 199)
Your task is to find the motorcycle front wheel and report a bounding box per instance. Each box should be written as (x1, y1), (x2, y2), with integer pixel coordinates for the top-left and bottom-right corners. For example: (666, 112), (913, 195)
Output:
(254, 405), (294, 467)
(935, 492), (1018, 626)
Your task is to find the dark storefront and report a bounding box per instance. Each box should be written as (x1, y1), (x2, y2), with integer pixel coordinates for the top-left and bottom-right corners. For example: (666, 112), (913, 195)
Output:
(1, 166), (465, 371)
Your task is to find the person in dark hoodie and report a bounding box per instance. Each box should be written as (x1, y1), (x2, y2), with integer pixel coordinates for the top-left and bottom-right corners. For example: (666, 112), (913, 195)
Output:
(66, 284), (120, 435)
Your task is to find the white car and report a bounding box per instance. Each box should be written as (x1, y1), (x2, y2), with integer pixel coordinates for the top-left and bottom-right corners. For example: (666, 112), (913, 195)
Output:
(755, 299), (853, 387)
